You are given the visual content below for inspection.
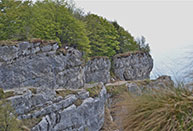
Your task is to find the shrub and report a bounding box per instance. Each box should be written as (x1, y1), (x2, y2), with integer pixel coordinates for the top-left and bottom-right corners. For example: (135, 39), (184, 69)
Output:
(0, 100), (21, 131)
(119, 86), (193, 131)
(0, 88), (21, 131)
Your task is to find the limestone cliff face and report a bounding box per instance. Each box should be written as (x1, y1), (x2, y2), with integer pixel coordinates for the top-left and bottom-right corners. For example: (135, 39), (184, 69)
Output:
(0, 41), (155, 131)
(0, 42), (153, 90)
(112, 52), (153, 81)
(85, 57), (111, 84)
(1, 76), (173, 131)
(0, 42), (84, 89)
(6, 83), (106, 131)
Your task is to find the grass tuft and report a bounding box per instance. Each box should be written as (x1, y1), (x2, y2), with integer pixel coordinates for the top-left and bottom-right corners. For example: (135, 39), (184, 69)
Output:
(55, 89), (77, 98)
(86, 85), (102, 98)
(118, 86), (193, 131)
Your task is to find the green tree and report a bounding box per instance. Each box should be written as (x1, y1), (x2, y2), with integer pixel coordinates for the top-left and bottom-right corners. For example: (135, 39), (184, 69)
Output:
(84, 14), (120, 57)
(0, 0), (32, 40)
(31, 0), (90, 54)
(112, 21), (139, 53)
(136, 36), (150, 52)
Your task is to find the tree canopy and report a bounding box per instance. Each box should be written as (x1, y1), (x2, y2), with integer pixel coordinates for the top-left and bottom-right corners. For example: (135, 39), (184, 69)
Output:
(112, 21), (140, 53)
(0, 0), (150, 57)
(83, 14), (120, 57)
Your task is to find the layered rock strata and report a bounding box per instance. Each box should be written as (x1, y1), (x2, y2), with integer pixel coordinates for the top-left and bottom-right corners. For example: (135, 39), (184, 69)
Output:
(0, 42), (85, 89)
(85, 57), (111, 84)
(4, 83), (106, 131)
(112, 52), (153, 81)
(0, 42), (153, 90)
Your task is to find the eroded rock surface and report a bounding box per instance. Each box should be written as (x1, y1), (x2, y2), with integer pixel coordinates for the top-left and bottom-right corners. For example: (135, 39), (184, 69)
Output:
(4, 83), (106, 131)
(32, 86), (106, 131)
(0, 42), (85, 89)
(112, 52), (153, 81)
(85, 57), (111, 84)
(0, 42), (154, 90)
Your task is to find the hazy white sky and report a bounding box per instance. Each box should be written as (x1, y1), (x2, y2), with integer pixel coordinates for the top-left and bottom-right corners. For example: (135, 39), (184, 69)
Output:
(74, 0), (193, 80)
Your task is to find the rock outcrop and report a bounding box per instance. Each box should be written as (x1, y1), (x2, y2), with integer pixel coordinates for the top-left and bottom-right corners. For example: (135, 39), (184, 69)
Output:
(0, 42), (153, 90)
(112, 52), (153, 81)
(4, 83), (106, 131)
(0, 42), (85, 89)
(85, 57), (111, 84)
(0, 41), (155, 131)
(32, 86), (106, 131)
(104, 75), (174, 130)
(1, 76), (173, 131)
(126, 75), (174, 95)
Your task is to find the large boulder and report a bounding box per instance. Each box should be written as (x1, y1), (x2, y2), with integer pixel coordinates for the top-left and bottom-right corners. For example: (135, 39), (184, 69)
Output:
(85, 57), (111, 84)
(112, 51), (153, 81)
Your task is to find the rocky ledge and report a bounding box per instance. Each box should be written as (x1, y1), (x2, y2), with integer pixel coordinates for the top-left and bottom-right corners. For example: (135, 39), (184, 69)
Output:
(3, 83), (106, 131)
(0, 76), (173, 131)
(0, 42), (153, 90)
(112, 51), (153, 81)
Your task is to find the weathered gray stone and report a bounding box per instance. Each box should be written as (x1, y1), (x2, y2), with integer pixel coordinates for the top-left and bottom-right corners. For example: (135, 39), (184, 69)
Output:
(31, 85), (107, 131)
(9, 88), (55, 115)
(0, 45), (19, 62)
(127, 75), (174, 95)
(52, 43), (59, 50)
(41, 45), (52, 52)
(77, 90), (89, 99)
(85, 57), (111, 84)
(31, 47), (40, 54)
(113, 52), (153, 81)
(0, 43), (85, 89)
(0, 41), (156, 131)
(0, 42), (154, 90)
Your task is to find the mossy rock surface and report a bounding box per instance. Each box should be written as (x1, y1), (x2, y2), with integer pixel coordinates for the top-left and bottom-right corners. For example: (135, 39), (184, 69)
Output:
(86, 85), (103, 98)
(106, 84), (128, 96)
(55, 89), (78, 98)
(21, 117), (42, 130)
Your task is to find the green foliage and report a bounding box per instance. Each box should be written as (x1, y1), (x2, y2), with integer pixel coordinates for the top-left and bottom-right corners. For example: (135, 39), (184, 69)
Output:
(0, 0), (149, 57)
(136, 36), (150, 52)
(0, 88), (4, 99)
(106, 84), (128, 97)
(0, 90), (21, 131)
(0, 0), (90, 54)
(112, 21), (139, 53)
(0, 0), (33, 40)
(31, 0), (90, 54)
(86, 85), (102, 97)
(83, 14), (120, 57)
(55, 89), (77, 98)
(21, 117), (42, 130)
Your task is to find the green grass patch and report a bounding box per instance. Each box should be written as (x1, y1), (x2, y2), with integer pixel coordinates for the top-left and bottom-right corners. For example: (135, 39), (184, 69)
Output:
(106, 84), (128, 97)
(86, 85), (102, 98)
(21, 117), (42, 130)
(74, 99), (83, 107)
(28, 88), (37, 94)
(113, 51), (147, 58)
(0, 88), (15, 99)
(55, 89), (77, 98)
(119, 86), (193, 131)
(0, 40), (19, 46)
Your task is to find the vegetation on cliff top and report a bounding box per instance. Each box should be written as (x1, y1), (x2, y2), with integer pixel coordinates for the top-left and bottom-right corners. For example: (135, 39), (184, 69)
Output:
(0, 0), (150, 57)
